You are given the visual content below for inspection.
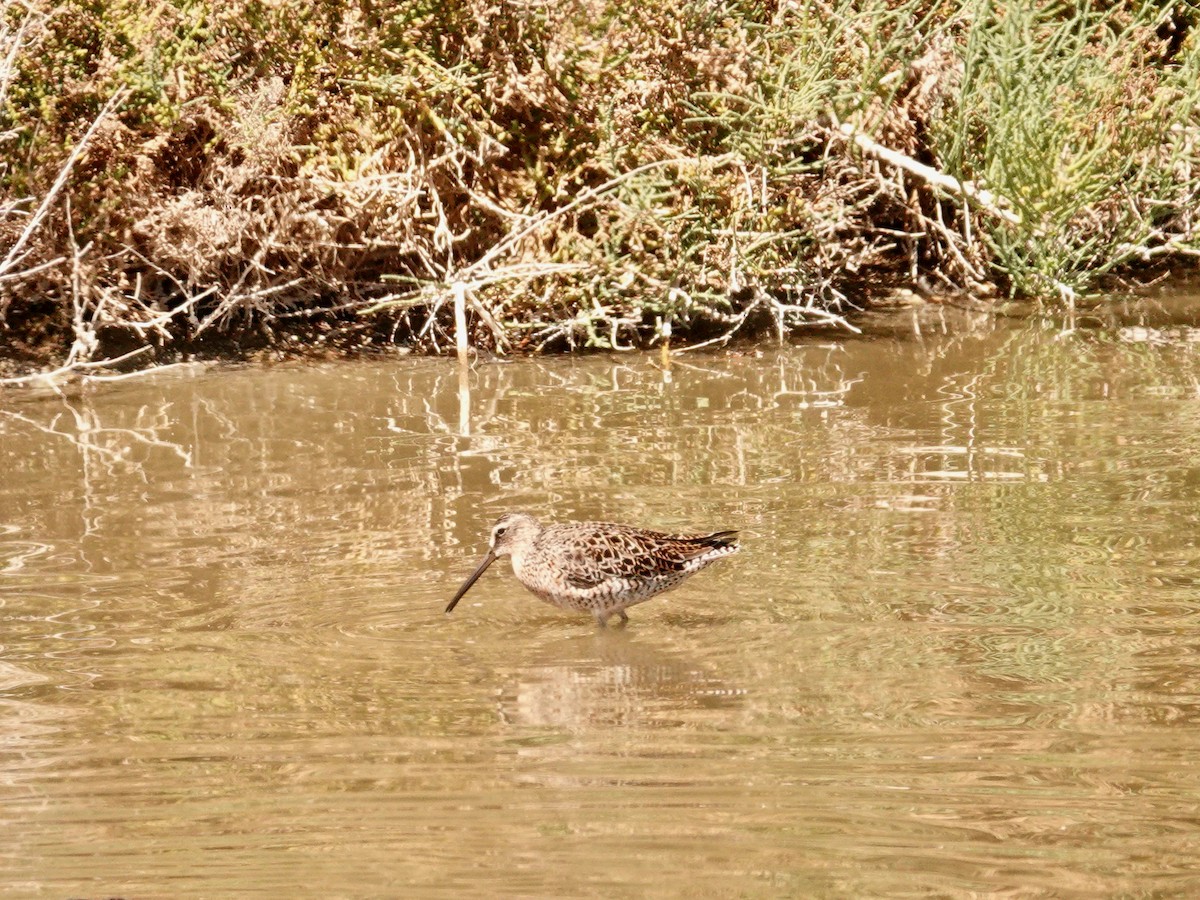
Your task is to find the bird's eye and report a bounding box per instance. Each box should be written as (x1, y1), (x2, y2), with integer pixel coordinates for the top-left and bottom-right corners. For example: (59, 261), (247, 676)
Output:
(494, 527), (507, 539)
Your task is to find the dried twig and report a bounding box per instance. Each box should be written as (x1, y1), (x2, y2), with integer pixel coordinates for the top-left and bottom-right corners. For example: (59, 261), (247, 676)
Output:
(0, 88), (128, 281)
(0, 345), (154, 387)
(836, 121), (1021, 227)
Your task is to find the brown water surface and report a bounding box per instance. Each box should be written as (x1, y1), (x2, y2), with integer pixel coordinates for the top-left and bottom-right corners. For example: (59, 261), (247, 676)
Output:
(3, 300), (1200, 897)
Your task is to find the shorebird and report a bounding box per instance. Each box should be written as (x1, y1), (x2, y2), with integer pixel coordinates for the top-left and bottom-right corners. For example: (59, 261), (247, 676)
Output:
(445, 512), (739, 625)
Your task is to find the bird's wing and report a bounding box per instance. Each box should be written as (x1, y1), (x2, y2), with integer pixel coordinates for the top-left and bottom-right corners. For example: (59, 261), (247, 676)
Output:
(552, 524), (736, 589)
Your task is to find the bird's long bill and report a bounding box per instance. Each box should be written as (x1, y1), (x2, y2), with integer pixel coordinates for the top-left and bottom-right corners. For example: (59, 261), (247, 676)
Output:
(445, 550), (497, 613)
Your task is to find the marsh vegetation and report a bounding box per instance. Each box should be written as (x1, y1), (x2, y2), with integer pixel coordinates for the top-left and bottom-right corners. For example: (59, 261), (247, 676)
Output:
(1, 0), (1197, 372)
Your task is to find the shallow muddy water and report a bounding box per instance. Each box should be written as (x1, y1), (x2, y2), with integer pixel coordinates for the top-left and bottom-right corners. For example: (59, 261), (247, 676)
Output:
(3, 298), (1200, 897)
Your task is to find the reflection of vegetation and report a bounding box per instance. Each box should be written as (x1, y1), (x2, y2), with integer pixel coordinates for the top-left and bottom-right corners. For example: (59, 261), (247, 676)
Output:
(3, 318), (1198, 739)
(1, 1), (1198, 368)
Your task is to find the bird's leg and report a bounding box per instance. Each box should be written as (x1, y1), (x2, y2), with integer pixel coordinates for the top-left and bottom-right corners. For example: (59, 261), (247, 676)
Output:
(594, 609), (628, 628)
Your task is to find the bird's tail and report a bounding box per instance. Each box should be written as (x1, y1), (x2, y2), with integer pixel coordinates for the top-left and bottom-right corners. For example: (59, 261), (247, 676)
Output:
(694, 530), (739, 550)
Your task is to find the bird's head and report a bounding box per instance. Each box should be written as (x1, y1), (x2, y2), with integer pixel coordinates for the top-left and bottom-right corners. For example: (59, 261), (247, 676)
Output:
(445, 513), (542, 613)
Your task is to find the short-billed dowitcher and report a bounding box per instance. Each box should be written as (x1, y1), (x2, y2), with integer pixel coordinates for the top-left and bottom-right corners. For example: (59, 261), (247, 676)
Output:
(445, 512), (739, 625)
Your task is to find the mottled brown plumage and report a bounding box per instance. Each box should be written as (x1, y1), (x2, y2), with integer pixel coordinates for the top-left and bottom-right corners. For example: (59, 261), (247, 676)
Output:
(445, 513), (739, 625)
